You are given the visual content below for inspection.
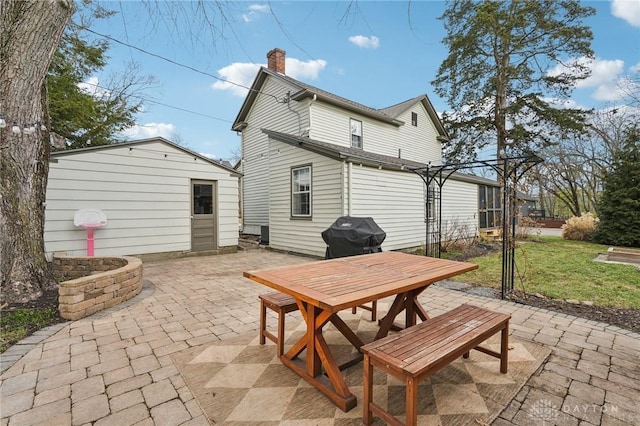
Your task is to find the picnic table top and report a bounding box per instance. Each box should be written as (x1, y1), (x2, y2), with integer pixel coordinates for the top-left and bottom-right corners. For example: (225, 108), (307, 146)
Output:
(244, 251), (478, 312)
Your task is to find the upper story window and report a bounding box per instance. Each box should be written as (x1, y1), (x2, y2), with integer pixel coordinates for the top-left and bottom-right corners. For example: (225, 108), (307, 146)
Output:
(291, 165), (312, 218)
(411, 112), (418, 126)
(350, 119), (362, 149)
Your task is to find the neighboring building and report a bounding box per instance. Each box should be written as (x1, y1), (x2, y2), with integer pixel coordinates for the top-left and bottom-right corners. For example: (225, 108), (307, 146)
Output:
(45, 137), (241, 259)
(232, 48), (498, 257)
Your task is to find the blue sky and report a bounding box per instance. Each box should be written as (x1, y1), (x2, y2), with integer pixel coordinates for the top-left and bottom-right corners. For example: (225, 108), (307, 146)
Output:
(84, 1), (640, 161)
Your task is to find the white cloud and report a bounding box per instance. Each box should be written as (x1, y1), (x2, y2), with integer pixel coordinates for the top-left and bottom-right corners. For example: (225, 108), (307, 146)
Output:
(78, 76), (109, 98)
(577, 58), (624, 88)
(199, 152), (219, 160)
(211, 58), (327, 97)
(541, 96), (588, 110)
(286, 58), (327, 80)
(120, 123), (176, 140)
(242, 3), (269, 22)
(348, 35), (380, 49)
(611, 0), (640, 27)
(630, 62), (640, 73)
(211, 63), (262, 97)
(548, 57), (627, 101)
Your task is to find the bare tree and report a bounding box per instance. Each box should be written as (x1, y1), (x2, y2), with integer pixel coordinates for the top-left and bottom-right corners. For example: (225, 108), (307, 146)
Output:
(537, 108), (639, 217)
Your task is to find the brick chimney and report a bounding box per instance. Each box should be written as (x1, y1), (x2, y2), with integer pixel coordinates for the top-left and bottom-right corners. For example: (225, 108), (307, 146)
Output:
(267, 48), (286, 74)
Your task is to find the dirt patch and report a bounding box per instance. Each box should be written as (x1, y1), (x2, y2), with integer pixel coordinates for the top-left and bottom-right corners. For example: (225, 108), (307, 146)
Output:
(2, 288), (61, 312)
(506, 291), (640, 333)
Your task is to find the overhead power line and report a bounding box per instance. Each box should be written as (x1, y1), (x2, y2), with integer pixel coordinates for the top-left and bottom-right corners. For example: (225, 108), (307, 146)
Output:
(80, 80), (233, 123)
(73, 22), (281, 102)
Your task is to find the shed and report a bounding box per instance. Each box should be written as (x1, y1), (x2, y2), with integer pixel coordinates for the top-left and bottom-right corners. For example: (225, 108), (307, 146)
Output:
(44, 137), (241, 259)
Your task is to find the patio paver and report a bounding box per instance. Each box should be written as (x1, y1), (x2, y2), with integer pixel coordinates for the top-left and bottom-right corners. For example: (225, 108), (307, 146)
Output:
(1, 250), (639, 425)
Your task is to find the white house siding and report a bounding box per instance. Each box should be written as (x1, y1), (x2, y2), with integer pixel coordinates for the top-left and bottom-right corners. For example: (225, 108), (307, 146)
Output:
(45, 141), (239, 259)
(347, 165), (427, 252)
(440, 178), (479, 240)
(267, 139), (343, 257)
(241, 77), (310, 234)
(308, 101), (441, 164)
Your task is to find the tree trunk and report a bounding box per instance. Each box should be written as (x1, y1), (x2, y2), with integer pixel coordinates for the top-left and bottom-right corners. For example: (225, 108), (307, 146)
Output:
(1, 0), (74, 303)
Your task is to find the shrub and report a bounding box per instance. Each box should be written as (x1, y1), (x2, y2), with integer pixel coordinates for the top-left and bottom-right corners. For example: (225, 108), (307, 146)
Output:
(561, 213), (598, 241)
(440, 218), (477, 253)
(592, 129), (640, 248)
(517, 216), (541, 240)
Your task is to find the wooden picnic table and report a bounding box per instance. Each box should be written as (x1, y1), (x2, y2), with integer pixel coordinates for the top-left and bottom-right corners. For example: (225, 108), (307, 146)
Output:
(243, 251), (478, 411)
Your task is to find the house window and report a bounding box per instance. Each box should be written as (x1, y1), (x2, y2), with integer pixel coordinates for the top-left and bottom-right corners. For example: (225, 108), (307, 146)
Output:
(425, 184), (437, 223)
(291, 165), (311, 218)
(350, 119), (362, 148)
(478, 185), (501, 229)
(411, 112), (418, 126)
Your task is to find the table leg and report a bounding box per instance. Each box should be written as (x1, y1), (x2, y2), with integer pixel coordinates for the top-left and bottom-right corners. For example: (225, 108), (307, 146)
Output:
(280, 304), (357, 412)
(376, 292), (409, 340)
(307, 304), (321, 377)
(376, 286), (432, 339)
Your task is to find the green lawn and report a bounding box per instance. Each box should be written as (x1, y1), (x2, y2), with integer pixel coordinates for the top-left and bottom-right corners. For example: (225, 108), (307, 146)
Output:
(458, 237), (640, 309)
(0, 307), (59, 353)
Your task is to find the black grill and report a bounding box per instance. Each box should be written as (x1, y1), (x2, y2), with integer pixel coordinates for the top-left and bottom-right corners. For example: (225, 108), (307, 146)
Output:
(321, 216), (386, 259)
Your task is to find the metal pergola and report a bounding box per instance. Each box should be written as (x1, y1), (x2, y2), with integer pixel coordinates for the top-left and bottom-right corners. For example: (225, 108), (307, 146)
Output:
(410, 154), (543, 298)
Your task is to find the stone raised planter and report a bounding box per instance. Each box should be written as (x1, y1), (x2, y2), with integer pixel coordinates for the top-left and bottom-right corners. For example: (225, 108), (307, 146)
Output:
(607, 247), (640, 265)
(53, 254), (143, 320)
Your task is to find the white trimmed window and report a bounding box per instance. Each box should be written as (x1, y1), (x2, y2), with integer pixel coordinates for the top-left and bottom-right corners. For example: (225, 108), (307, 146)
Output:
(350, 119), (362, 148)
(291, 165), (311, 217)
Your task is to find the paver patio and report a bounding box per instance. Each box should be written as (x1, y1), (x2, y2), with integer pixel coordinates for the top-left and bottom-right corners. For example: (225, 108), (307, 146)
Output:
(1, 250), (639, 425)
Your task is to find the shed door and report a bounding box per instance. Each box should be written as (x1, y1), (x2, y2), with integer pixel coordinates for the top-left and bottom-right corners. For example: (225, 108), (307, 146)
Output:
(191, 180), (217, 251)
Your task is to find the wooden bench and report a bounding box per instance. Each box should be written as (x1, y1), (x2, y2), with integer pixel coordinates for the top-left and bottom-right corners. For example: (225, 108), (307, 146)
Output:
(361, 304), (510, 426)
(259, 292), (299, 356)
(352, 300), (377, 321)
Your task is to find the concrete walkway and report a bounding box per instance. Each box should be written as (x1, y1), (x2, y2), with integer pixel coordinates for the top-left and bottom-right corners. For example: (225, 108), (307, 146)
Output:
(1, 250), (639, 425)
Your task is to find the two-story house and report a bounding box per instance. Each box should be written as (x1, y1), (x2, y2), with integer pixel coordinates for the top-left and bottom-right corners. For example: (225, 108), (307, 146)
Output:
(232, 48), (497, 257)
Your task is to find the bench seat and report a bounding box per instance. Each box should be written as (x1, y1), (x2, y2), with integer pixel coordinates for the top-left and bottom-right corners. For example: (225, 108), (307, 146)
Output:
(259, 292), (299, 356)
(361, 304), (510, 426)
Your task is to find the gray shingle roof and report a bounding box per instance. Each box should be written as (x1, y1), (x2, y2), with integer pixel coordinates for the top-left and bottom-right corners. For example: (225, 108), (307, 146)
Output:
(232, 67), (447, 136)
(262, 129), (427, 170)
(262, 129), (499, 187)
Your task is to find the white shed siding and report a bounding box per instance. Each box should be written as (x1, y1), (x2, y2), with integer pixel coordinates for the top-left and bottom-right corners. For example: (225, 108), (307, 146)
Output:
(440, 178), (479, 240)
(45, 141), (238, 258)
(241, 77), (310, 234)
(348, 165), (426, 251)
(309, 101), (441, 164)
(267, 139), (343, 257)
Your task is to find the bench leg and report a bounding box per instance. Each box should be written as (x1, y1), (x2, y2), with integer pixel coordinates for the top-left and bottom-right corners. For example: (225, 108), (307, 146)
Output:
(500, 321), (509, 373)
(259, 299), (267, 345)
(363, 354), (373, 425)
(406, 376), (418, 426)
(277, 308), (286, 357)
(353, 302), (377, 321)
(371, 300), (377, 322)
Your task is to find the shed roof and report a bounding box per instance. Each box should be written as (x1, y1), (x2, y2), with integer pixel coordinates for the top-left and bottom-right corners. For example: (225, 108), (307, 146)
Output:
(50, 137), (242, 176)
